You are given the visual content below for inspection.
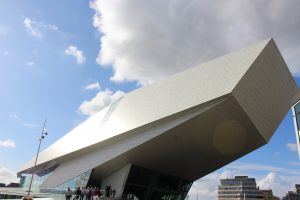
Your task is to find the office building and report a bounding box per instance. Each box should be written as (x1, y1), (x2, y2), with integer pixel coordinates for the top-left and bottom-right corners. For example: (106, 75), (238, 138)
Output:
(261, 189), (280, 200)
(283, 185), (300, 200)
(218, 176), (263, 200)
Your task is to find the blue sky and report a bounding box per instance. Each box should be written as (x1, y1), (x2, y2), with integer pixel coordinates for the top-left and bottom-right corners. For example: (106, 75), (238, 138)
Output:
(1, 1), (300, 199)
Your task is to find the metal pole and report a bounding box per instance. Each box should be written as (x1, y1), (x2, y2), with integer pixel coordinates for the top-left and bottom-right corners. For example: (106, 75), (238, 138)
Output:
(27, 119), (47, 197)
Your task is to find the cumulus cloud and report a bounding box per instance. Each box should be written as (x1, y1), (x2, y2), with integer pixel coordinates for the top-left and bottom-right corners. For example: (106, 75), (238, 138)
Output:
(24, 17), (58, 38)
(65, 45), (86, 64)
(91, 0), (300, 85)
(85, 82), (101, 90)
(0, 140), (16, 148)
(257, 172), (299, 198)
(286, 143), (298, 152)
(78, 89), (125, 116)
(0, 166), (19, 185)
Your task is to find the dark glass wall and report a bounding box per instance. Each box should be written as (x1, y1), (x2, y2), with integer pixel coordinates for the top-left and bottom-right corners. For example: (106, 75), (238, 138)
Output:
(122, 165), (193, 200)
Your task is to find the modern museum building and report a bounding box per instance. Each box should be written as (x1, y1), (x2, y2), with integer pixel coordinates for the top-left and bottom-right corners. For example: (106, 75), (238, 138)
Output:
(18, 39), (300, 200)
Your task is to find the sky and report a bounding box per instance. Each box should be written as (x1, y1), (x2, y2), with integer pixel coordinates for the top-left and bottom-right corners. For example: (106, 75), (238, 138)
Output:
(1, 0), (300, 199)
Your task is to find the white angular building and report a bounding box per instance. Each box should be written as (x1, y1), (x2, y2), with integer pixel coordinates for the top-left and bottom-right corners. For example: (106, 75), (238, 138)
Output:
(18, 39), (299, 200)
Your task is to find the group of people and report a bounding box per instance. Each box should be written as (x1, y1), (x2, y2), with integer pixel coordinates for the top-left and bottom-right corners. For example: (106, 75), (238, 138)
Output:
(65, 186), (116, 200)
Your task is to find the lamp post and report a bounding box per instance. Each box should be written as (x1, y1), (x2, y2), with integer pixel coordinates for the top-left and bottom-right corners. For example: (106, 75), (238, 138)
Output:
(26, 119), (48, 198)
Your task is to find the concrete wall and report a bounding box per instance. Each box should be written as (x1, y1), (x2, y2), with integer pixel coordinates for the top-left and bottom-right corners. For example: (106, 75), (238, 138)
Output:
(101, 164), (131, 198)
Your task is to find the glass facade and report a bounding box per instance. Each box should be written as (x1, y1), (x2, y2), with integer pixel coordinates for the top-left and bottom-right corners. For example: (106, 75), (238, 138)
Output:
(20, 167), (92, 195)
(122, 165), (192, 200)
(48, 170), (92, 194)
(292, 101), (300, 159)
(20, 165), (58, 190)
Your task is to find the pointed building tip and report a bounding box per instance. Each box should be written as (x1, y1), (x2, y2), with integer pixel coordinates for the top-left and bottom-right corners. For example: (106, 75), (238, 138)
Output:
(260, 37), (279, 48)
(266, 37), (275, 44)
(257, 37), (274, 46)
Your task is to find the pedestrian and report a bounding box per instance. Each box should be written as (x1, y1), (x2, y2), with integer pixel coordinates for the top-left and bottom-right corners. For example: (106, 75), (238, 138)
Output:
(93, 187), (99, 200)
(86, 187), (91, 200)
(75, 187), (81, 200)
(80, 187), (85, 200)
(65, 187), (72, 200)
(105, 185), (111, 197)
(112, 189), (116, 198)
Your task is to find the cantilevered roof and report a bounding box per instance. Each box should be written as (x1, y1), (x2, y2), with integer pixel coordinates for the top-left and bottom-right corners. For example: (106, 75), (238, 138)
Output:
(19, 39), (298, 187)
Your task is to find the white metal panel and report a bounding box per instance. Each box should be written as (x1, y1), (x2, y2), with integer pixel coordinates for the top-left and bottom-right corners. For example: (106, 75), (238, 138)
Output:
(232, 39), (298, 141)
(39, 99), (225, 188)
(20, 39), (270, 172)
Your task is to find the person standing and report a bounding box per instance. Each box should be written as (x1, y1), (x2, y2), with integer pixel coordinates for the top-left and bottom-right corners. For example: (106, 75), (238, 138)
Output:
(112, 189), (116, 198)
(75, 187), (81, 200)
(86, 187), (91, 200)
(65, 187), (72, 200)
(80, 187), (85, 200)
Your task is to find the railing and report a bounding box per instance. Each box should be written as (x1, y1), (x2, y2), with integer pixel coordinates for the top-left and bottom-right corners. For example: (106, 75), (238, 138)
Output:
(0, 187), (58, 199)
(0, 187), (122, 200)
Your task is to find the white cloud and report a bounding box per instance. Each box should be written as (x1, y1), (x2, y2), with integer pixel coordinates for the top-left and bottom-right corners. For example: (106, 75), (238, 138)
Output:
(0, 166), (19, 185)
(91, 0), (300, 85)
(226, 162), (300, 176)
(286, 143), (298, 152)
(227, 162), (283, 173)
(65, 45), (86, 64)
(257, 172), (299, 198)
(2, 51), (9, 56)
(0, 25), (9, 36)
(287, 161), (300, 166)
(23, 122), (39, 129)
(0, 140), (16, 148)
(78, 89), (125, 116)
(24, 18), (42, 38)
(9, 113), (19, 119)
(26, 61), (35, 66)
(188, 172), (220, 200)
(85, 82), (101, 90)
(23, 17), (58, 38)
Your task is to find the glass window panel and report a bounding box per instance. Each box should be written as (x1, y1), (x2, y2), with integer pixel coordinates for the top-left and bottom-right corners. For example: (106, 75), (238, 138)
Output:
(295, 102), (300, 115)
(296, 115), (300, 132)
